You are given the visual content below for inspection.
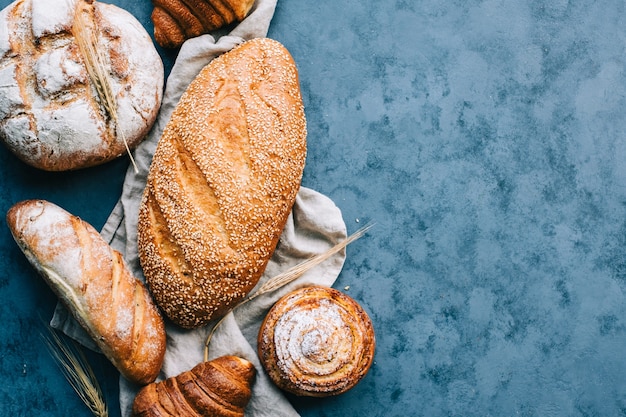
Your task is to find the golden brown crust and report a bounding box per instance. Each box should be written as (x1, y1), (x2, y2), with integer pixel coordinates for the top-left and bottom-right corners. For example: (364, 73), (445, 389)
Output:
(257, 286), (376, 397)
(137, 38), (307, 329)
(150, 0), (255, 48)
(131, 355), (256, 417)
(152, 0), (205, 39)
(151, 6), (187, 49)
(6, 200), (166, 385)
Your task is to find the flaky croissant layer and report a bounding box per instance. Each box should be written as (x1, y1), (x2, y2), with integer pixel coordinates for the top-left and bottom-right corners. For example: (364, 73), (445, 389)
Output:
(151, 0), (256, 48)
(131, 355), (256, 417)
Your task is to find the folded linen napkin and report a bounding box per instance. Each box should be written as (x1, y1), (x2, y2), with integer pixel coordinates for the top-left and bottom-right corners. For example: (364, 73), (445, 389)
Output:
(51, 0), (348, 415)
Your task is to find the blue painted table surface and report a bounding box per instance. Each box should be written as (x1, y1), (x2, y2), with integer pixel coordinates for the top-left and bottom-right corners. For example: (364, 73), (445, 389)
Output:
(2, 0), (626, 416)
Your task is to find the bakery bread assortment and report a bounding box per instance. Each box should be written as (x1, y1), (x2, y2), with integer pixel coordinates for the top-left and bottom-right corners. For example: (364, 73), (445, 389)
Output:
(257, 286), (375, 397)
(151, 0), (256, 48)
(0, 0), (163, 171)
(6, 200), (166, 386)
(131, 355), (256, 417)
(137, 37), (307, 329)
(3, 0), (375, 411)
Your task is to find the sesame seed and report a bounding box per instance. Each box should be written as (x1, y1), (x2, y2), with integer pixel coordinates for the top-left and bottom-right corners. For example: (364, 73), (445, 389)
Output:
(137, 38), (306, 329)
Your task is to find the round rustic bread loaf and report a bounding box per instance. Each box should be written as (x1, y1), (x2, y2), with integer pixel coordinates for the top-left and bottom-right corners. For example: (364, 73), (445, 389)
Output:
(0, 0), (163, 171)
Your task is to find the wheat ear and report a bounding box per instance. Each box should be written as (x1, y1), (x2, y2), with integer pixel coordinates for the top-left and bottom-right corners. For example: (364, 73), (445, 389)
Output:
(203, 223), (374, 360)
(42, 326), (109, 417)
(73, 5), (139, 173)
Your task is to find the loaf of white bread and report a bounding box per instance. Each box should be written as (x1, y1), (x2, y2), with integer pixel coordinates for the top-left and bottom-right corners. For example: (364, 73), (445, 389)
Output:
(0, 0), (163, 171)
(6, 200), (166, 385)
(137, 38), (307, 329)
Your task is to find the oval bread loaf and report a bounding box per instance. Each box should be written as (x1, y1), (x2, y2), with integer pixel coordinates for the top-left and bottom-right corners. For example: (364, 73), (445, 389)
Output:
(0, 0), (163, 171)
(137, 37), (307, 329)
(7, 199), (166, 385)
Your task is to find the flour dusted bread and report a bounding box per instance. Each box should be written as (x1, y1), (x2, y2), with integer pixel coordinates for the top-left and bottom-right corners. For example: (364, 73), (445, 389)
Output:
(0, 0), (163, 171)
(151, 0), (256, 48)
(137, 38), (307, 329)
(258, 286), (375, 397)
(7, 200), (166, 385)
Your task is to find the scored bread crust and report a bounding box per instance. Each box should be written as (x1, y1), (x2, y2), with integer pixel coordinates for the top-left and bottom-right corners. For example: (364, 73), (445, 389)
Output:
(0, 0), (163, 171)
(137, 38), (307, 329)
(6, 200), (166, 385)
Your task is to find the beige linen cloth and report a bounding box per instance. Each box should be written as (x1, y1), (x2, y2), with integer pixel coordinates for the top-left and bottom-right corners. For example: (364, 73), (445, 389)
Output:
(51, 0), (348, 415)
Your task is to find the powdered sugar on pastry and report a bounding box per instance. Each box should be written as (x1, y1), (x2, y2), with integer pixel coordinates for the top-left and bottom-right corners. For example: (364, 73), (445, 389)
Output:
(258, 286), (376, 397)
(275, 299), (355, 380)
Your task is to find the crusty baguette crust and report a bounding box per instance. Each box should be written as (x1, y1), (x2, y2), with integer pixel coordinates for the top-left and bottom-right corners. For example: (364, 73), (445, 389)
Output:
(131, 355), (255, 417)
(258, 286), (375, 397)
(7, 199), (166, 385)
(137, 38), (307, 329)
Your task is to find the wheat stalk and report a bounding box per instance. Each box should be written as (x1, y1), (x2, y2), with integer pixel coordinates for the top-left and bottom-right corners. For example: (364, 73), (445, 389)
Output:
(42, 326), (109, 417)
(73, 5), (139, 173)
(250, 223), (374, 299)
(203, 223), (374, 361)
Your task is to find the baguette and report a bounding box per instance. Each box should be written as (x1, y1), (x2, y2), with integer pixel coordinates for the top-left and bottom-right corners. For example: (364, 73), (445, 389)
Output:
(7, 199), (166, 385)
(137, 38), (307, 329)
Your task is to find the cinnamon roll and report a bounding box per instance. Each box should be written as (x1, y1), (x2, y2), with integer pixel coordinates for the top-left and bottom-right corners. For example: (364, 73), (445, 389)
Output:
(257, 286), (375, 397)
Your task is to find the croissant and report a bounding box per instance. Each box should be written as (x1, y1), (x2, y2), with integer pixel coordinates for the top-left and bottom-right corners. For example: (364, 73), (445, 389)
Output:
(131, 355), (256, 417)
(151, 0), (256, 48)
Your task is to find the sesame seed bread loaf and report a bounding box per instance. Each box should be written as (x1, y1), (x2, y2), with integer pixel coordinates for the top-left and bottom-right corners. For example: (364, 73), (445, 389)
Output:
(137, 38), (307, 329)
(0, 0), (163, 171)
(6, 200), (166, 385)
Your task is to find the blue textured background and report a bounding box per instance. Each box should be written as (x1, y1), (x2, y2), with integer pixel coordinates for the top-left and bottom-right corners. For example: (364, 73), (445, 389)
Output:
(2, 0), (626, 416)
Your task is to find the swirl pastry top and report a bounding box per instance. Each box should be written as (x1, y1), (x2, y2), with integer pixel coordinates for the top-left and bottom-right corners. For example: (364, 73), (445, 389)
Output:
(257, 286), (375, 397)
